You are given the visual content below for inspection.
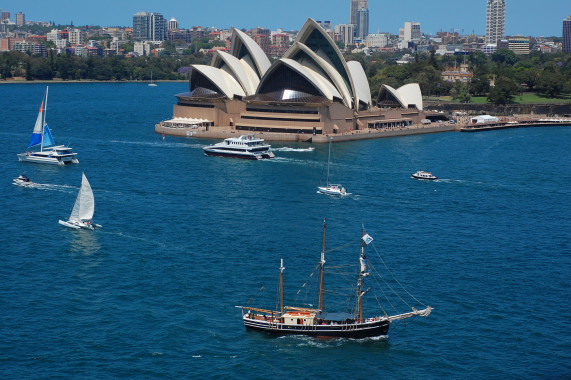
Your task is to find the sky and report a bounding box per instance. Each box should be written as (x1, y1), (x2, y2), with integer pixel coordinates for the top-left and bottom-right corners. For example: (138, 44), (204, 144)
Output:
(2, 0), (569, 37)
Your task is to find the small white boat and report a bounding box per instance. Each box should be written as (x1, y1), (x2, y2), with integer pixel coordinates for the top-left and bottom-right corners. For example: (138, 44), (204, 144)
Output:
(203, 134), (275, 160)
(59, 173), (101, 230)
(148, 71), (157, 87)
(411, 170), (437, 180)
(13, 174), (34, 187)
(17, 87), (78, 165)
(317, 138), (349, 196)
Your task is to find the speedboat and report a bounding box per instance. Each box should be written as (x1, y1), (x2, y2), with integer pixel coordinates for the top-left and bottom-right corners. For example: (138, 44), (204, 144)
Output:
(13, 174), (34, 187)
(411, 170), (437, 180)
(203, 134), (275, 160)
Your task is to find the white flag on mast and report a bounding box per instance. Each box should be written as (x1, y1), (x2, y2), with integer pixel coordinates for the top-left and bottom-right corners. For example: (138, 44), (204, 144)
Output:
(362, 234), (373, 245)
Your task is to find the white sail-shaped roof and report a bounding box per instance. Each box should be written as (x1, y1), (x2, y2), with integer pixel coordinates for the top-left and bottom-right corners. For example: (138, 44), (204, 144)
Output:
(257, 58), (342, 101)
(211, 50), (260, 96)
(284, 42), (353, 108)
(397, 83), (424, 111)
(190, 65), (246, 99)
(347, 61), (371, 109)
(230, 29), (271, 79)
(378, 83), (424, 110)
(293, 18), (357, 107)
(70, 173), (94, 222)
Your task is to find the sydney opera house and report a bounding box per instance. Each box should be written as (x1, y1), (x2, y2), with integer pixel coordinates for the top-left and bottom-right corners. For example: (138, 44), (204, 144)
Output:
(157, 18), (434, 142)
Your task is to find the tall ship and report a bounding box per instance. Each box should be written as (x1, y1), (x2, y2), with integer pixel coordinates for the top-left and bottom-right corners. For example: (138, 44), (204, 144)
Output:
(17, 87), (79, 165)
(238, 220), (431, 339)
(203, 134), (275, 160)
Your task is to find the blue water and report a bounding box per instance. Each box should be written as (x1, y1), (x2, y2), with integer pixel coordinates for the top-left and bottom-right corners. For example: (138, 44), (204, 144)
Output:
(1, 83), (569, 378)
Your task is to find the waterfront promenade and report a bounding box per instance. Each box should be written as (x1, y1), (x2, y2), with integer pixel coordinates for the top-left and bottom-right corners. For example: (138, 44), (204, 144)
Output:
(155, 114), (570, 142)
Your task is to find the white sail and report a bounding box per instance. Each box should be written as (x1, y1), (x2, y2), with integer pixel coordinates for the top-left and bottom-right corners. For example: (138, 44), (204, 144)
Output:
(69, 173), (95, 222)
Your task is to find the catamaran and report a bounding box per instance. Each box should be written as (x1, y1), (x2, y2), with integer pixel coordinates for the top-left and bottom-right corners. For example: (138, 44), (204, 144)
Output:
(317, 138), (348, 196)
(59, 173), (101, 230)
(17, 87), (78, 165)
(238, 219), (431, 339)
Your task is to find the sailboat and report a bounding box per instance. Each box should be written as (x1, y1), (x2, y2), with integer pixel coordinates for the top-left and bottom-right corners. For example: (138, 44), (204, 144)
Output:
(148, 70), (157, 87)
(238, 219), (432, 339)
(317, 138), (348, 196)
(59, 173), (101, 230)
(17, 87), (79, 165)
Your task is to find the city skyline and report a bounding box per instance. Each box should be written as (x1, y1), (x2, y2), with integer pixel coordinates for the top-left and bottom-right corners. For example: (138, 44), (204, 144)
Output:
(1, 0), (569, 37)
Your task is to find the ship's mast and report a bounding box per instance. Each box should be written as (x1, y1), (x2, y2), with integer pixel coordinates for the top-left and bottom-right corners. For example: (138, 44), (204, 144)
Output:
(357, 225), (368, 322)
(319, 218), (326, 311)
(40, 87), (48, 152)
(279, 258), (285, 314)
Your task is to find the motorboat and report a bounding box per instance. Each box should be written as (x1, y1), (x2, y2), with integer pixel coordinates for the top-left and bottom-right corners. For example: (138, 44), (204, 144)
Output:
(59, 173), (101, 230)
(411, 170), (437, 180)
(317, 138), (349, 196)
(17, 87), (79, 165)
(203, 135), (275, 160)
(13, 174), (34, 187)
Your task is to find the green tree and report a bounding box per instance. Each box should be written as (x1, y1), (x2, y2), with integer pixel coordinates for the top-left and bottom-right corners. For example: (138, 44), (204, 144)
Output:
(535, 70), (565, 98)
(468, 74), (490, 96)
(492, 49), (519, 66)
(487, 76), (519, 104)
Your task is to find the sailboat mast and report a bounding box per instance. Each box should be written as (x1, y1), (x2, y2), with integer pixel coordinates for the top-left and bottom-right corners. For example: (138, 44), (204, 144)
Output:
(279, 259), (285, 314)
(326, 138), (332, 187)
(319, 218), (326, 311)
(40, 87), (48, 152)
(358, 225), (366, 322)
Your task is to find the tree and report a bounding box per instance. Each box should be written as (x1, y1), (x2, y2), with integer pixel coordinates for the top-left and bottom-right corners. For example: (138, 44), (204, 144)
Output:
(535, 70), (564, 98)
(492, 49), (519, 66)
(450, 81), (471, 103)
(487, 76), (519, 104)
(468, 74), (490, 96)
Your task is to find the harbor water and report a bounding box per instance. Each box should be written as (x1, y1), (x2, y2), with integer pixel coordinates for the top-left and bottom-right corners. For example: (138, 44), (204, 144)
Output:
(0, 83), (569, 378)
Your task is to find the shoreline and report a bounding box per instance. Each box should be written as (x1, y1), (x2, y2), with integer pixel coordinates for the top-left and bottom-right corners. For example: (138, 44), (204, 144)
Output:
(0, 79), (188, 84)
(155, 116), (570, 143)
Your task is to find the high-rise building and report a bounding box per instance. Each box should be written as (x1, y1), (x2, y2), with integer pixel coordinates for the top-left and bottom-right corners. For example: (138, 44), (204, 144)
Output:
(356, 8), (369, 39)
(402, 22), (421, 43)
(335, 24), (354, 46)
(15, 12), (25, 27)
(563, 16), (571, 53)
(1, 11), (10, 22)
(133, 12), (167, 42)
(486, 0), (506, 45)
(350, 0), (368, 38)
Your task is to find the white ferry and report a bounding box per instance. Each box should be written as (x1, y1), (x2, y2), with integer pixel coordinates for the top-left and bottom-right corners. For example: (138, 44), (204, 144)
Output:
(203, 135), (275, 160)
(411, 170), (437, 180)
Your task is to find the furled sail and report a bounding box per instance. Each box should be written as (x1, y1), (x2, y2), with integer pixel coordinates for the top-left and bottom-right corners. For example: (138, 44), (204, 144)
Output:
(70, 173), (95, 222)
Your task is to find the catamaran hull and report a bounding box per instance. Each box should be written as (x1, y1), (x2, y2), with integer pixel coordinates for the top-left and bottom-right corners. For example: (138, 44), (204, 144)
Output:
(203, 149), (274, 160)
(17, 153), (79, 165)
(58, 220), (100, 230)
(243, 318), (390, 339)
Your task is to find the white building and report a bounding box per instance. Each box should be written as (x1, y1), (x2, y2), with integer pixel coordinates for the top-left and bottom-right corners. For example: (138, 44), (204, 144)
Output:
(46, 29), (59, 43)
(402, 22), (421, 43)
(68, 28), (85, 45)
(168, 18), (178, 30)
(134, 41), (152, 56)
(365, 33), (388, 48)
(334, 24), (354, 45)
(486, 0), (506, 45)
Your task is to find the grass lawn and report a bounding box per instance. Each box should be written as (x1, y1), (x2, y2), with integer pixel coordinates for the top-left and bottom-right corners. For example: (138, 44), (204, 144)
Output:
(425, 93), (570, 105)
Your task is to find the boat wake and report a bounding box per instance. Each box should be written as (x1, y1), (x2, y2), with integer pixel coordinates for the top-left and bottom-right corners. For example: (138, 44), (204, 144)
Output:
(109, 140), (195, 149)
(25, 183), (78, 193)
(272, 147), (315, 152)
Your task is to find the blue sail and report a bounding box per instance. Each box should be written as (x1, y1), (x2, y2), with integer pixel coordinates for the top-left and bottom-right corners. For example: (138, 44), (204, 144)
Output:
(28, 132), (42, 148)
(42, 124), (55, 147)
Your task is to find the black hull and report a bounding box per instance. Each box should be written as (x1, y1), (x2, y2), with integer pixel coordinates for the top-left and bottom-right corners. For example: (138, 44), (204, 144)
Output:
(204, 151), (261, 160)
(244, 318), (390, 339)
